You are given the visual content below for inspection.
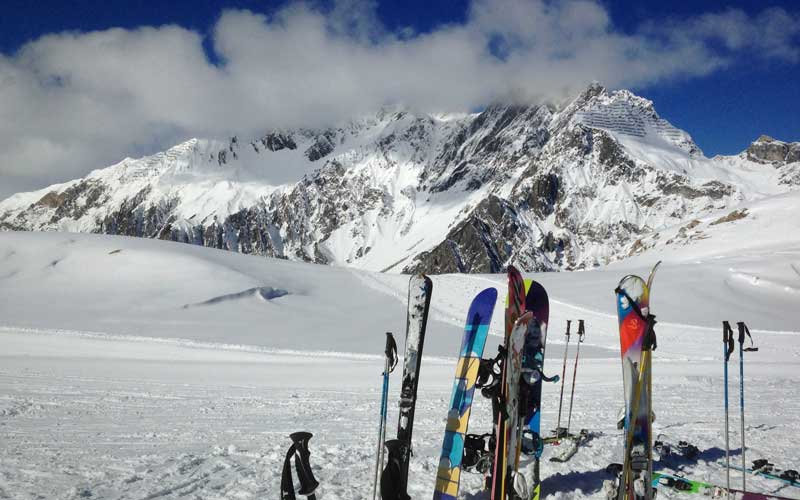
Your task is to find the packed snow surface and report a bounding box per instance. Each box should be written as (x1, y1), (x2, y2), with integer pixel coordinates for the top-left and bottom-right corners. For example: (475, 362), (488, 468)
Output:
(1, 230), (799, 499)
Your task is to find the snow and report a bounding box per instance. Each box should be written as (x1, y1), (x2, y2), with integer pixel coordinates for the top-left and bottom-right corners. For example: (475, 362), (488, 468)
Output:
(1, 230), (799, 499)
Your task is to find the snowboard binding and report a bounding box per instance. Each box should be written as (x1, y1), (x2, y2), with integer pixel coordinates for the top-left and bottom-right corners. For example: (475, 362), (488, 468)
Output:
(520, 429), (543, 456)
(476, 346), (505, 400)
(654, 436), (700, 461)
(461, 433), (494, 474)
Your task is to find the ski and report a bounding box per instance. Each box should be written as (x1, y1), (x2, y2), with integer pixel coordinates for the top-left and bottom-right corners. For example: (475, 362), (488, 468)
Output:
(652, 472), (713, 495)
(653, 472), (794, 500)
(489, 265), (526, 500)
(382, 274), (433, 500)
(519, 279), (557, 500)
(615, 261), (661, 500)
(433, 287), (498, 500)
(719, 461), (800, 488)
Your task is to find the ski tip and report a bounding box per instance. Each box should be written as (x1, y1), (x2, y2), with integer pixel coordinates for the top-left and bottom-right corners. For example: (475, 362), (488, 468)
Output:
(476, 287), (499, 303)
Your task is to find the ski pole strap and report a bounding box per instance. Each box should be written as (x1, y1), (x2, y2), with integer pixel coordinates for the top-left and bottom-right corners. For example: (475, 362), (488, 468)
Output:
(281, 442), (297, 500)
(385, 332), (399, 373)
(614, 284), (657, 350)
(723, 321), (735, 361)
(577, 319), (585, 342)
(642, 314), (657, 351)
(291, 432), (319, 496)
(614, 285), (649, 324)
(736, 322), (758, 352)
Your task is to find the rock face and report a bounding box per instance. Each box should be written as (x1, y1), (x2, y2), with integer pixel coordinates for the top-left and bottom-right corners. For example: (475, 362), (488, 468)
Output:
(1, 84), (797, 273)
(747, 135), (800, 165)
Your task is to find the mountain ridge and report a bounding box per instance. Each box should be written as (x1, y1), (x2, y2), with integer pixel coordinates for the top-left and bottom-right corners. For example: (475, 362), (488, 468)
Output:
(1, 84), (798, 273)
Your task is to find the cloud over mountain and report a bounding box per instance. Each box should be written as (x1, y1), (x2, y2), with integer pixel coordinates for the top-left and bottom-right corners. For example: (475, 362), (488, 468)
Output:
(1, 0), (798, 198)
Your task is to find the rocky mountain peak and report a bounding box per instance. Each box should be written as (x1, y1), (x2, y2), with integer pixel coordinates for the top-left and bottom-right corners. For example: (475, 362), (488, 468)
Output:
(746, 135), (800, 166)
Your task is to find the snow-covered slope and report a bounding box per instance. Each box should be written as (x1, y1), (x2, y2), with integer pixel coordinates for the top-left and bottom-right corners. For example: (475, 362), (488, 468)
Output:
(3, 84), (798, 274)
(1, 228), (799, 499)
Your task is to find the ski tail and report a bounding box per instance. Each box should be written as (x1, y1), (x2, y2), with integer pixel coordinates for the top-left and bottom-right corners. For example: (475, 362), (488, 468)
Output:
(433, 287), (497, 500)
(383, 275), (432, 499)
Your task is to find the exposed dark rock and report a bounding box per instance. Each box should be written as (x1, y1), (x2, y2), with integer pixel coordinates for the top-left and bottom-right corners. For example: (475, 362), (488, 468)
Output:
(710, 209), (748, 225)
(746, 135), (800, 165)
(305, 131), (336, 161)
(261, 132), (297, 152)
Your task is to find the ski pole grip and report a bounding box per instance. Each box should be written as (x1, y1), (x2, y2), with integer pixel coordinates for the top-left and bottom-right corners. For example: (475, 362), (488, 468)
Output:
(385, 332), (398, 372)
(578, 319), (585, 341)
(566, 320), (572, 337)
(385, 332), (395, 358)
(289, 432), (319, 495)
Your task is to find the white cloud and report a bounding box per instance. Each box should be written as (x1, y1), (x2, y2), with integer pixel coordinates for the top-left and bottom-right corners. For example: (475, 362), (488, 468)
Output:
(0, 0), (797, 198)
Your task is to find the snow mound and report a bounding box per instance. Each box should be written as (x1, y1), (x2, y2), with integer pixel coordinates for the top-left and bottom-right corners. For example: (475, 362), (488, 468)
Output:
(182, 286), (290, 308)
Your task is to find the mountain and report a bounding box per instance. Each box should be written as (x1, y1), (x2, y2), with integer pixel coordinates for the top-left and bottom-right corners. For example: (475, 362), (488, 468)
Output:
(1, 83), (798, 273)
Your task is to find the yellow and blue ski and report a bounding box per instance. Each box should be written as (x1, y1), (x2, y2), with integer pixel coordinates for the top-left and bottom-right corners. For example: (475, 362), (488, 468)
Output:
(433, 287), (498, 500)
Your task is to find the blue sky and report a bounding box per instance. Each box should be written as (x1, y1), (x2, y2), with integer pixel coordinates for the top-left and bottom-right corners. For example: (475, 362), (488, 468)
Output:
(0, 0), (798, 196)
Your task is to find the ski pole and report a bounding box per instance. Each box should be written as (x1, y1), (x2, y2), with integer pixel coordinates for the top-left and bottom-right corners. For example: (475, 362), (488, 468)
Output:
(722, 321), (734, 499)
(737, 322), (758, 494)
(565, 320), (585, 434)
(555, 320), (571, 437)
(373, 332), (397, 500)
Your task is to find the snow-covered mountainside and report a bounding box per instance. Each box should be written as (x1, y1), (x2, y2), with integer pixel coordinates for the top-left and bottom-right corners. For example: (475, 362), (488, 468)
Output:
(2, 84), (798, 273)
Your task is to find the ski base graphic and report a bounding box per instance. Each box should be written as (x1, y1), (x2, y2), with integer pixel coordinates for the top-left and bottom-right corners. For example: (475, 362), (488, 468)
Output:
(433, 287), (497, 500)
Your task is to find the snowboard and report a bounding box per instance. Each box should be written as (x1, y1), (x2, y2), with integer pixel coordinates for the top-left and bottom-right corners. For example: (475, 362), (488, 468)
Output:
(490, 265), (527, 500)
(519, 279), (551, 500)
(433, 287), (498, 500)
(615, 262), (660, 500)
(382, 274), (433, 500)
(504, 312), (534, 494)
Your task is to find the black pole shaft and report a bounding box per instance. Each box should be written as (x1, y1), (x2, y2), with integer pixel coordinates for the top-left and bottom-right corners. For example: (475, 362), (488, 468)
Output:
(555, 320), (571, 436)
(566, 320), (585, 433)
